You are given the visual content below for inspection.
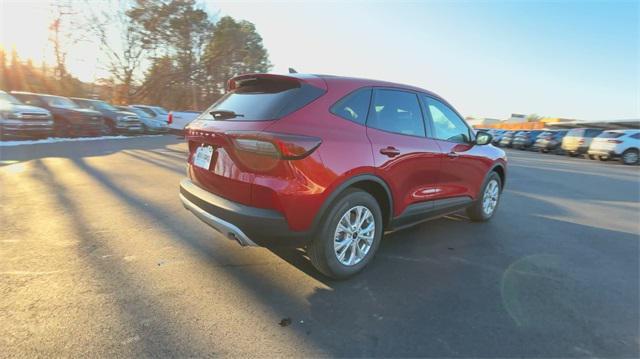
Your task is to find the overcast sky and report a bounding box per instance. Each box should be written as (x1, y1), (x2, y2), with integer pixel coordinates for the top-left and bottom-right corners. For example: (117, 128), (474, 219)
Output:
(2, 0), (638, 121)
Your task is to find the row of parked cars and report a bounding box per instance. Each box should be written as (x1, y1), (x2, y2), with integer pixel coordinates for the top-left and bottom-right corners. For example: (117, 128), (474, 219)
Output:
(486, 128), (640, 165)
(0, 90), (184, 139)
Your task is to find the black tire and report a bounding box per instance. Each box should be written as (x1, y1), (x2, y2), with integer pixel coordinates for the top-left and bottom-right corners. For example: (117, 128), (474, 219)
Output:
(587, 155), (597, 160)
(307, 188), (383, 280)
(568, 152), (579, 157)
(466, 172), (502, 222)
(622, 149), (639, 165)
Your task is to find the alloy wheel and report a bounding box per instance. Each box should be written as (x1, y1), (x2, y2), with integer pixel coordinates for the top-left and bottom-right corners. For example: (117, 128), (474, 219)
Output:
(623, 151), (638, 165)
(482, 179), (500, 216)
(333, 205), (375, 266)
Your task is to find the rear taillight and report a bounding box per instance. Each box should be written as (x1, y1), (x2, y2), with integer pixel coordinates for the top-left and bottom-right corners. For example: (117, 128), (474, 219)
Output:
(578, 139), (585, 144)
(227, 131), (321, 160)
(167, 112), (173, 124)
(607, 139), (623, 144)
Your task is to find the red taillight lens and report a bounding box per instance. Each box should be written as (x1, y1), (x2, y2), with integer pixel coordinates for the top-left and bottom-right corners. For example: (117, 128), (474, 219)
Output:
(167, 112), (173, 124)
(578, 139), (585, 144)
(227, 131), (321, 160)
(607, 139), (623, 144)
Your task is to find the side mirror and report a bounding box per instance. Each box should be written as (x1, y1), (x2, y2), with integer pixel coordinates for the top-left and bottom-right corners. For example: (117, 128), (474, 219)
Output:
(475, 131), (493, 145)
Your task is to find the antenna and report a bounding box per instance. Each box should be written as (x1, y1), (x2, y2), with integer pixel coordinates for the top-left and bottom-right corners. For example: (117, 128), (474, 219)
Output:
(288, 67), (298, 74)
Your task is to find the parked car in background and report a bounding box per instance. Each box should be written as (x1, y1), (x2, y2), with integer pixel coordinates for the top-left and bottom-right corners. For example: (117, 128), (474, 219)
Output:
(499, 131), (518, 147)
(0, 90), (54, 139)
(71, 98), (143, 135)
(491, 130), (509, 145)
(168, 111), (200, 133)
(180, 73), (506, 278)
(561, 128), (603, 157)
(11, 92), (104, 137)
(533, 130), (568, 153)
(512, 130), (544, 150)
(115, 106), (168, 133)
(131, 105), (169, 120)
(588, 130), (640, 165)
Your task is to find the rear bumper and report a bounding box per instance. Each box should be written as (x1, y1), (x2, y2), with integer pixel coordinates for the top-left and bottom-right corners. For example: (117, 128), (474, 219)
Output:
(534, 140), (559, 150)
(512, 141), (531, 148)
(587, 148), (617, 158)
(179, 178), (309, 247)
(562, 145), (588, 154)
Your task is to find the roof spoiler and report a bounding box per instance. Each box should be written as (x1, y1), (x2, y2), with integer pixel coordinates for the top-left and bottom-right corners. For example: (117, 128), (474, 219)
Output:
(226, 73), (327, 92)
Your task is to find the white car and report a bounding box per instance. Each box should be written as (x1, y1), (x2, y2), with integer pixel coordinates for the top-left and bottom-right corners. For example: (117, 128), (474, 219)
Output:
(588, 129), (640, 165)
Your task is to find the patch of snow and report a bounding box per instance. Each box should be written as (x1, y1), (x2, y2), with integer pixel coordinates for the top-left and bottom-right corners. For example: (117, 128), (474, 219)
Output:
(0, 135), (162, 147)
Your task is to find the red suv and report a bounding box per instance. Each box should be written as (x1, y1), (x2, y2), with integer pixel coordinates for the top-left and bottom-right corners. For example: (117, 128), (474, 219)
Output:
(180, 73), (506, 278)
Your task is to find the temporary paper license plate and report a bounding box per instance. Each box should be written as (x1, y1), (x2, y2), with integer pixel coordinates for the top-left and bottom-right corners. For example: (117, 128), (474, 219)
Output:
(193, 145), (213, 170)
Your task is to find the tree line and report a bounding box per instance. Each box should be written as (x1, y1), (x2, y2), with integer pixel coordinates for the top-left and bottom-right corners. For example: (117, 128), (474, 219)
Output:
(0, 0), (271, 110)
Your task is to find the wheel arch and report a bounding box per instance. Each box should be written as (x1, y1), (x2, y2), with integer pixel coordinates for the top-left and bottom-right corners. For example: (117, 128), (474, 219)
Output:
(490, 163), (506, 189)
(311, 174), (394, 233)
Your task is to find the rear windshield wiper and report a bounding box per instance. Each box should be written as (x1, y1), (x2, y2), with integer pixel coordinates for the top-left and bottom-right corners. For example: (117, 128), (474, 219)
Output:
(209, 110), (244, 120)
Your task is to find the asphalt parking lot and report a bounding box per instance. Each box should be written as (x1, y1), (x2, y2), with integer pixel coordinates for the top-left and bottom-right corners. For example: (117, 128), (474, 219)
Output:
(1, 135), (638, 357)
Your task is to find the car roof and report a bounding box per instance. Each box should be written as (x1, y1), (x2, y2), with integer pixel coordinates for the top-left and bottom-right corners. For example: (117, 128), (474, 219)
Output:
(11, 91), (65, 99)
(234, 73), (446, 103)
(604, 129), (639, 134)
(70, 97), (102, 102)
(314, 74), (440, 96)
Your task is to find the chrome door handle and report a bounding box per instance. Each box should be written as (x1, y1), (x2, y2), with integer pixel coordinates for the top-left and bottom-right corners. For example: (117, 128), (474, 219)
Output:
(447, 151), (459, 158)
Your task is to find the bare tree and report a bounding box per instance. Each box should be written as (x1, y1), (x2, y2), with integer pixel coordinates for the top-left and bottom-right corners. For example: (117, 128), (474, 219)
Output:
(48, 3), (75, 81)
(85, 0), (146, 103)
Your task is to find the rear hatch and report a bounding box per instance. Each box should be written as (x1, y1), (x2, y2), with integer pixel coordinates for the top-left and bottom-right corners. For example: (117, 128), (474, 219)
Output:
(185, 74), (326, 206)
(500, 133), (514, 143)
(590, 131), (623, 151)
(562, 129), (585, 150)
(512, 132), (528, 144)
(534, 132), (552, 146)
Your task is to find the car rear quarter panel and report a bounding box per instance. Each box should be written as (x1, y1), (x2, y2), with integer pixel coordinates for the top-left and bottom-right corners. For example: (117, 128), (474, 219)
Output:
(255, 80), (376, 232)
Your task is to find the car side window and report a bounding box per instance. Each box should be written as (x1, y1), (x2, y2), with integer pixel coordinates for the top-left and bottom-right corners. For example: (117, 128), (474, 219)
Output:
(630, 133), (640, 140)
(367, 89), (425, 137)
(330, 88), (372, 125)
(424, 96), (471, 143)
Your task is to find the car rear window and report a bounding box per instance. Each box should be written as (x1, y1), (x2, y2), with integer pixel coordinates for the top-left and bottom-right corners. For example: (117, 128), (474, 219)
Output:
(585, 129), (603, 137)
(598, 131), (624, 138)
(566, 129), (585, 137)
(200, 77), (325, 121)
